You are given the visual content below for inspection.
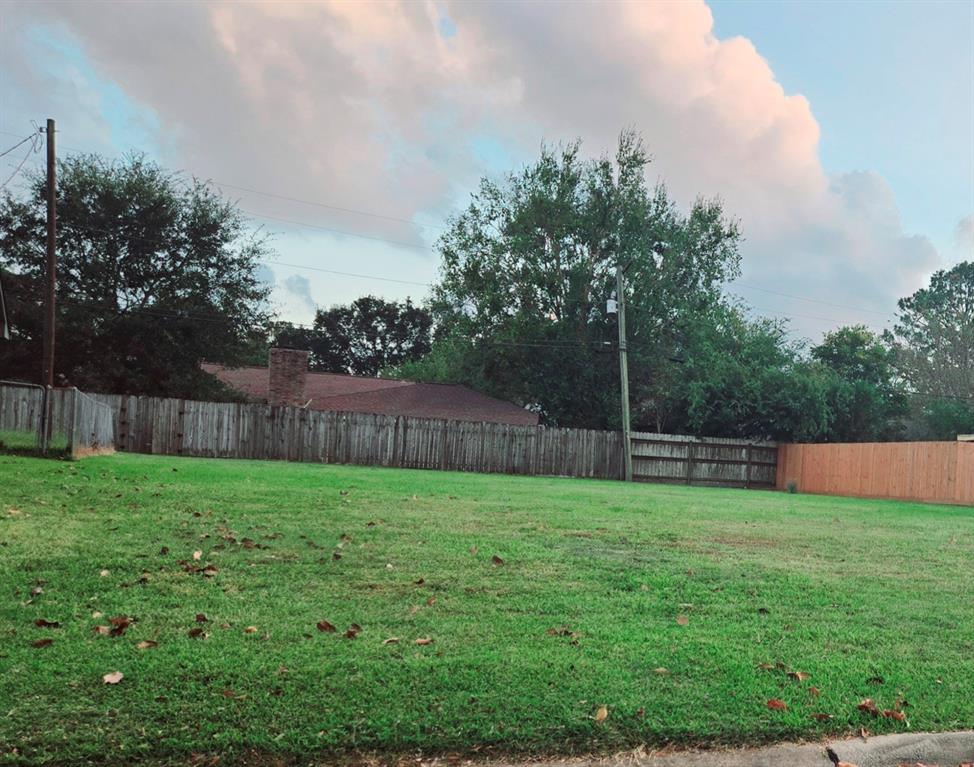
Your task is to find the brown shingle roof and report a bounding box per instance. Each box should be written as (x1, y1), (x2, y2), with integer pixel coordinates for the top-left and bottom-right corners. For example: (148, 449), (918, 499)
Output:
(201, 363), (538, 426)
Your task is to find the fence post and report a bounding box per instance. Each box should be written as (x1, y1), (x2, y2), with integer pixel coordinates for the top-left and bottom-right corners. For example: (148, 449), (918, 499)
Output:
(686, 441), (695, 485)
(67, 387), (80, 455)
(744, 444), (752, 489)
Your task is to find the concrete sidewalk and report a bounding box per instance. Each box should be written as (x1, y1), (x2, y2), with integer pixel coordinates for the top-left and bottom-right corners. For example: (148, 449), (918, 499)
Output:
(497, 731), (974, 767)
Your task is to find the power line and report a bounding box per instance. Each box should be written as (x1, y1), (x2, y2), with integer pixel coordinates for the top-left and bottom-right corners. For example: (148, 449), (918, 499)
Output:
(0, 132), (38, 159)
(730, 280), (892, 319)
(0, 136), (40, 191)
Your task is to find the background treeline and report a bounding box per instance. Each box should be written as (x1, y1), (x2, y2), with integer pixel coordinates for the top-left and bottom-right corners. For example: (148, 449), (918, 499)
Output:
(2, 134), (971, 441)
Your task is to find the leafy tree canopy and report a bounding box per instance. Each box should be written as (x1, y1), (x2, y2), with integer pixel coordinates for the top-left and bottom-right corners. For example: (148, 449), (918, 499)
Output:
(886, 262), (974, 439)
(0, 153), (271, 397)
(271, 295), (431, 377)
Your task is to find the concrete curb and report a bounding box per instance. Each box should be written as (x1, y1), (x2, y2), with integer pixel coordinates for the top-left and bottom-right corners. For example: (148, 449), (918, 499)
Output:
(500, 731), (974, 767)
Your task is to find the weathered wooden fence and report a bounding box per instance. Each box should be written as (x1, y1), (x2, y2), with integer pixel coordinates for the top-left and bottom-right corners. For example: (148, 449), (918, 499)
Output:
(776, 441), (974, 506)
(631, 432), (778, 488)
(0, 383), (115, 454)
(61, 393), (776, 485)
(90, 393), (626, 479)
(3, 384), (782, 486)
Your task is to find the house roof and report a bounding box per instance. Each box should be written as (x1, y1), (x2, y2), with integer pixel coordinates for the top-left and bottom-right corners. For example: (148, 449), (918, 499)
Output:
(201, 363), (538, 426)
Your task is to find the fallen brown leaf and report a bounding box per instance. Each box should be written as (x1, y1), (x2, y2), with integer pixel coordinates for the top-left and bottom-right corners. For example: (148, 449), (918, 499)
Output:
(635, 707), (645, 718)
(316, 620), (337, 633)
(653, 667), (670, 675)
(811, 712), (834, 721)
(809, 686), (822, 697)
(202, 565), (218, 577)
(426, 597), (436, 607)
(188, 627), (206, 638)
(414, 637), (433, 645)
(882, 709), (906, 722)
(136, 640), (158, 649)
(491, 555), (504, 566)
(99, 569), (110, 577)
(195, 614), (208, 623)
(109, 615), (132, 637)
(31, 638), (54, 648)
(676, 614), (689, 626)
(414, 578), (425, 585)
(858, 698), (879, 717)
(766, 698), (788, 711)
(382, 637), (400, 645)
(193, 550), (202, 561)
(93, 625), (111, 636)
(34, 619), (60, 629)
(244, 626), (258, 634)
(788, 671), (811, 682)
(102, 671), (124, 685)
(594, 705), (608, 723)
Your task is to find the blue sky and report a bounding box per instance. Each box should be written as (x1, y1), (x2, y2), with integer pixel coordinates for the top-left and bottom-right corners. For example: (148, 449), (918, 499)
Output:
(2, 0), (971, 340)
(711, 0), (973, 256)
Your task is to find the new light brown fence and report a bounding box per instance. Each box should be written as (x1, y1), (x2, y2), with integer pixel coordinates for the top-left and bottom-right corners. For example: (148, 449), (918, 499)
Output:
(776, 441), (974, 506)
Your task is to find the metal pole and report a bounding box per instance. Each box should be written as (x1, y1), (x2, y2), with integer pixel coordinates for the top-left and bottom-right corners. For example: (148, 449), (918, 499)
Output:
(616, 265), (633, 481)
(40, 119), (56, 451)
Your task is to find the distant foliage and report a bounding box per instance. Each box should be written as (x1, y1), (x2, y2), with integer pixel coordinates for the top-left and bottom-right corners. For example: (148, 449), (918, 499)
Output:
(271, 296), (432, 377)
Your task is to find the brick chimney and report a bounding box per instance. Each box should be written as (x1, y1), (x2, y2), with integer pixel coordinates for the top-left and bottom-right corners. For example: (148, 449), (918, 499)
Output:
(268, 348), (310, 407)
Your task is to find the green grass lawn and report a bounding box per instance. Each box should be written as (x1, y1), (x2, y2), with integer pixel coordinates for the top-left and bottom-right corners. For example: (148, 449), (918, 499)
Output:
(1, 453), (972, 765)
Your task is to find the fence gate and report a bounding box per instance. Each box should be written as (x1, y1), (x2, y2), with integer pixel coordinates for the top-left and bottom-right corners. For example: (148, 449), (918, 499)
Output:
(0, 382), (116, 455)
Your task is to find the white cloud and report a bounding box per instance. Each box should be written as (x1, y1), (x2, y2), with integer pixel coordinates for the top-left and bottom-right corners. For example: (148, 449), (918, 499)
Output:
(4, 0), (952, 337)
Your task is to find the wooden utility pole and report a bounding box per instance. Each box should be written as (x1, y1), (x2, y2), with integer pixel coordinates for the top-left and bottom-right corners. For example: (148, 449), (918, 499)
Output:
(616, 264), (633, 481)
(40, 118), (56, 450)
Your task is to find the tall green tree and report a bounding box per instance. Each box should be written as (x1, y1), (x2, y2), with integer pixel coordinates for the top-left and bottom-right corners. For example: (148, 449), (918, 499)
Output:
(811, 325), (908, 441)
(272, 296), (431, 377)
(886, 262), (974, 438)
(418, 131), (741, 428)
(0, 154), (271, 397)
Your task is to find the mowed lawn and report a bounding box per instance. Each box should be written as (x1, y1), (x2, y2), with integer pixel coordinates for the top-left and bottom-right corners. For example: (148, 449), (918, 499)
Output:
(1, 454), (973, 765)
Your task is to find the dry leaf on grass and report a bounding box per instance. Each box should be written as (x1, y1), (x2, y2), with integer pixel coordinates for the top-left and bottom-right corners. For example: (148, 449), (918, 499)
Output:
(99, 569), (110, 577)
(34, 619), (60, 629)
(382, 637), (400, 645)
(882, 709), (906, 721)
(93, 625), (111, 636)
(426, 597), (436, 607)
(102, 671), (124, 685)
(195, 614), (208, 623)
(811, 712), (834, 721)
(788, 671), (811, 682)
(188, 627), (206, 638)
(593, 705), (608, 723)
(766, 698), (788, 711)
(858, 698), (879, 717)
(654, 667), (669, 675)
(414, 637), (433, 645)
(192, 550), (202, 561)
(136, 640), (158, 649)
(676, 614), (689, 626)
(244, 626), (258, 634)
(316, 620), (336, 633)
(491, 555), (504, 566)
(809, 686), (822, 697)
(31, 638), (54, 648)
